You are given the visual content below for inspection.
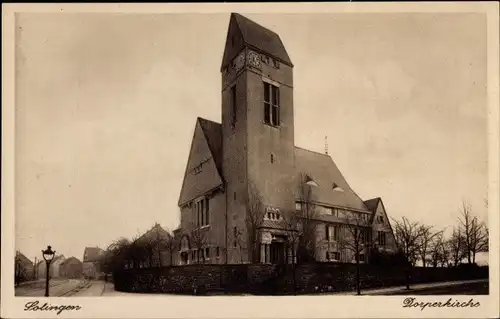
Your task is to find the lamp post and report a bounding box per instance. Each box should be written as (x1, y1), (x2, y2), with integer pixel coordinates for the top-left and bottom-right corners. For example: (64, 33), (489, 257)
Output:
(41, 245), (55, 297)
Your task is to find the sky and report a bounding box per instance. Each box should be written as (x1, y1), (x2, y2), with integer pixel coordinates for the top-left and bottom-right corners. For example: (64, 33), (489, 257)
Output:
(15, 12), (488, 262)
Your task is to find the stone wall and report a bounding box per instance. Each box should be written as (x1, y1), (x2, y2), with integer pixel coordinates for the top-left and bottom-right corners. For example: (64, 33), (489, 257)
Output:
(114, 263), (488, 295)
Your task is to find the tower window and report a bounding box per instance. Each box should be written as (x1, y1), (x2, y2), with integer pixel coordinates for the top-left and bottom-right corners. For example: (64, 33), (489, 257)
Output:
(270, 153), (274, 163)
(230, 85), (237, 127)
(264, 82), (280, 126)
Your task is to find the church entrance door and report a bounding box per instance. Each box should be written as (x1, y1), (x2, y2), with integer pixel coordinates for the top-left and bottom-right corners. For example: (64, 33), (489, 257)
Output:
(270, 242), (285, 264)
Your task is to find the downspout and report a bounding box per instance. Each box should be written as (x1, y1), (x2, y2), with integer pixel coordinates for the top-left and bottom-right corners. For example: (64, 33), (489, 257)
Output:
(225, 184), (228, 264)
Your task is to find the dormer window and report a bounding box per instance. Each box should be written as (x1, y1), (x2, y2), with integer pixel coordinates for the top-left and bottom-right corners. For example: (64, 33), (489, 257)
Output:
(306, 180), (319, 187)
(265, 208), (281, 220)
(304, 174), (318, 187)
(332, 183), (344, 191)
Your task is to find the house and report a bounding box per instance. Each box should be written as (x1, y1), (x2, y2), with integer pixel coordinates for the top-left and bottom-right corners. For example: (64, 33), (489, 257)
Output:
(174, 13), (397, 265)
(82, 247), (105, 279)
(124, 223), (174, 269)
(15, 251), (34, 283)
(36, 255), (65, 279)
(59, 257), (83, 279)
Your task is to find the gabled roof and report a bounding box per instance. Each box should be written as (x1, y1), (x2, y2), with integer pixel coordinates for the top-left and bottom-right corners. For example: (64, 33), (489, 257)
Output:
(83, 247), (104, 262)
(16, 252), (33, 266)
(136, 223), (172, 243)
(177, 118), (224, 206)
(52, 255), (65, 263)
(294, 147), (369, 211)
(221, 13), (293, 71)
(364, 197), (380, 212)
(61, 257), (82, 266)
(198, 118), (223, 178)
(261, 219), (287, 230)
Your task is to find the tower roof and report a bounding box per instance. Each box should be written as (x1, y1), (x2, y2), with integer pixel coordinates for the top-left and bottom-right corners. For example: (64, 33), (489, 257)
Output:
(221, 13), (293, 71)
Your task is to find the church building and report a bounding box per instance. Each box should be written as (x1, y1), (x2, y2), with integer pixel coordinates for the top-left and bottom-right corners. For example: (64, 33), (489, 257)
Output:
(174, 13), (397, 265)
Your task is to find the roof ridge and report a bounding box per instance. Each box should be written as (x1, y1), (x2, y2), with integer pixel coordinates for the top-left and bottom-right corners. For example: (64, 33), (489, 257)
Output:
(295, 145), (330, 157)
(232, 13), (279, 38)
(197, 117), (221, 126)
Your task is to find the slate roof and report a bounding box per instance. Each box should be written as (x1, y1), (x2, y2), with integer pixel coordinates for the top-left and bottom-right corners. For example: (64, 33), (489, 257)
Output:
(364, 197), (380, 212)
(233, 13), (292, 65)
(52, 255), (65, 263)
(136, 223), (172, 243)
(61, 257), (82, 266)
(182, 119), (371, 212)
(294, 147), (369, 212)
(261, 219), (287, 230)
(16, 252), (33, 267)
(221, 13), (293, 71)
(83, 247), (104, 263)
(198, 118), (223, 179)
(178, 118), (224, 206)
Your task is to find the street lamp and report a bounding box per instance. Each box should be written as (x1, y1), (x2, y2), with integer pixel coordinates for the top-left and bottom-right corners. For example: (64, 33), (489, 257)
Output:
(41, 245), (55, 297)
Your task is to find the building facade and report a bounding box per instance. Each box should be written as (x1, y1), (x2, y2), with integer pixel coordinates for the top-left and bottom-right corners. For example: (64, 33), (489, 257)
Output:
(123, 223), (175, 269)
(175, 13), (397, 265)
(60, 257), (83, 279)
(83, 247), (104, 279)
(36, 255), (65, 279)
(15, 251), (34, 283)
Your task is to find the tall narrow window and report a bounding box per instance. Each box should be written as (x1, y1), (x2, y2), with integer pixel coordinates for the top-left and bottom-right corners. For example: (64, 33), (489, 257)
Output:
(198, 201), (205, 226)
(378, 231), (386, 246)
(205, 198), (210, 226)
(196, 202), (201, 227)
(230, 85), (237, 127)
(325, 224), (329, 241)
(263, 82), (280, 126)
(271, 85), (280, 126)
(334, 225), (341, 241)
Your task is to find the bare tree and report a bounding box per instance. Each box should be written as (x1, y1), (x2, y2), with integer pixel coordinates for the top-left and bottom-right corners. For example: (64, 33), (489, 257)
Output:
(428, 230), (446, 268)
(231, 225), (246, 263)
(281, 210), (303, 295)
(15, 251), (30, 286)
(448, 227), (466, 267)
(246, 181), (265, 263)
(158, 230), (176, 266)
(458, 201), (489, 264)
(338, 211), (370, 295)
(470, 220), (488, 264)
(295, 173), (319, 262)
(392, 217), (426, 289)
(417, 225), (440, 268)
(190, 225), (208, 264)
(103, 237), (131, 272)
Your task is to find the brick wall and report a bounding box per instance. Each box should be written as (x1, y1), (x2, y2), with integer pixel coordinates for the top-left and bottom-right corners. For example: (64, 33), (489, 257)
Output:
(114, 263), (488, 295)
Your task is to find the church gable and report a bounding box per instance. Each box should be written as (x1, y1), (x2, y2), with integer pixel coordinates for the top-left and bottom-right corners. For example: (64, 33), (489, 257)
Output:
(220, 13), (246, 72)
(368, 198), (397, 249)
(178, 118), (224, 206)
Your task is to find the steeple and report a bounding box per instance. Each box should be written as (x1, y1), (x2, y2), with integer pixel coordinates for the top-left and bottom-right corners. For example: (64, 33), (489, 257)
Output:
(220, 13), (293, 72)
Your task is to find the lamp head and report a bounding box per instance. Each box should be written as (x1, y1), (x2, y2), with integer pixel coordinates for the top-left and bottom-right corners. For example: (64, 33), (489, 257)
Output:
(42, 245), (55, 262)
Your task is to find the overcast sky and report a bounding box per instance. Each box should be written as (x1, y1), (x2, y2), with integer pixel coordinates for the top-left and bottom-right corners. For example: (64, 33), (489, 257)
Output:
(15, 12), (488, 262)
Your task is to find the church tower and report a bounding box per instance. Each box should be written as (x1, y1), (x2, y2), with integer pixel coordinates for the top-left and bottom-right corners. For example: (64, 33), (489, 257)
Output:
(220, 13), (295, 263)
